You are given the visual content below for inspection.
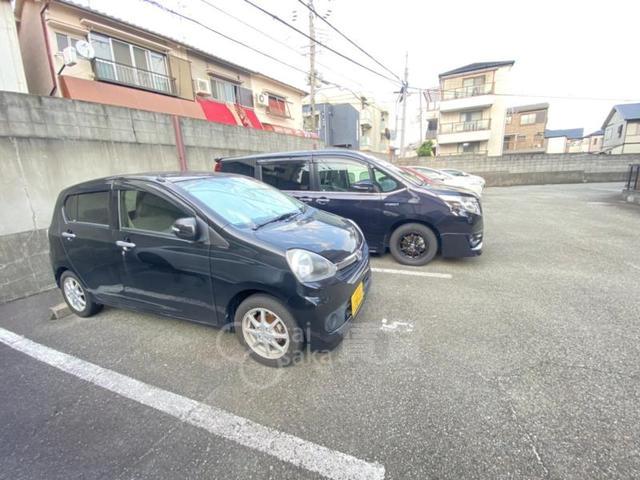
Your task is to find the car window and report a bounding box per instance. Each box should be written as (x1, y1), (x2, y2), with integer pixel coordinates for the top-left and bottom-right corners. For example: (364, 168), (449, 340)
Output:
(261, 161), (310, 191)
(119, 189), (188, 234)
(219, 160), (255, 177)
(178, 176), (304, 229)
(316, 158), (371, 192)
(64, 191), (110, 225)
(373, 168), (400, 192)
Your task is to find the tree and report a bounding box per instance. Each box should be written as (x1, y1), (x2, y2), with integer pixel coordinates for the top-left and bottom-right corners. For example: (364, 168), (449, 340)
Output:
(416, 140), (434, 157)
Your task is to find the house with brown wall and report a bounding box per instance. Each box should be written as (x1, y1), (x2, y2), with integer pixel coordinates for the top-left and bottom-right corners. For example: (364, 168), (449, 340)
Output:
(503, 103), (548, 153)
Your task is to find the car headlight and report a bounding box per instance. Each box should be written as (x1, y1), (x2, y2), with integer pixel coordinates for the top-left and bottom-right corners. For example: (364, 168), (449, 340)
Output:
(439, 194), (482, 216)
(286, 249), (337, 283)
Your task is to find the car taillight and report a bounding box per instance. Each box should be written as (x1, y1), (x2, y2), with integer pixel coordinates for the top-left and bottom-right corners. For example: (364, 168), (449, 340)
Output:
(214, 161), (222, 172)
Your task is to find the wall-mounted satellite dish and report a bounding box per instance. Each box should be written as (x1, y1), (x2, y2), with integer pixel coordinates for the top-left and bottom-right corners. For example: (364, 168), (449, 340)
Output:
(74, 40), (95, 60)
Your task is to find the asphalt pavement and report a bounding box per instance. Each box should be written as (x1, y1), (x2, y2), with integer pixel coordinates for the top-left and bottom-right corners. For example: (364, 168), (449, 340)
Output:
(1, 182), (639, 480)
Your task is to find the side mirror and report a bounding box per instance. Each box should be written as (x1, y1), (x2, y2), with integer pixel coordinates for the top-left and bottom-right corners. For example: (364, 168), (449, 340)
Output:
(352, 180), (375, 192)
(171, 217), (198, 241)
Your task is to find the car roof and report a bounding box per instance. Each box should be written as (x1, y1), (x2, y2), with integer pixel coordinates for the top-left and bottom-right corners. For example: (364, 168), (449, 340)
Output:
(218, 149), (373, 164)
(62, 172), (236, 192)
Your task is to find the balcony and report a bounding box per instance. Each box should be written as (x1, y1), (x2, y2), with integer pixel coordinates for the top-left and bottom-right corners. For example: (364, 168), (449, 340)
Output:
(93, 58), (177, 96)
(439, 83), (495, 112)
(437, 119), (491, 144)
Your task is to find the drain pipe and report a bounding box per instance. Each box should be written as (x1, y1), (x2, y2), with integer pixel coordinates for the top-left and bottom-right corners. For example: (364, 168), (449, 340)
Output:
(40, 0), (58, 96)
(172, 115), (188, 172)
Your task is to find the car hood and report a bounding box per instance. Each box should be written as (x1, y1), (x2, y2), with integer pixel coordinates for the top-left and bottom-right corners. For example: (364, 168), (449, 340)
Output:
(253, 208), (361, 264)
(412, 183), (481, 200)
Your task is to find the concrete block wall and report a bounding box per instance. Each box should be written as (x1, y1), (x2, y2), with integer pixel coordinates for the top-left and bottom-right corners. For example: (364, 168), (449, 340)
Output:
(0, 91), (319, 303)
(399, 153), (638, 186)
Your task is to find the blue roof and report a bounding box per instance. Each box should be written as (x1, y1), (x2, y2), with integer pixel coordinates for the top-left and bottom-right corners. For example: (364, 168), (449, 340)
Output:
(614, 103), (640, 121)
(544, 128), (584, 139)
(586, 129), (603, 137)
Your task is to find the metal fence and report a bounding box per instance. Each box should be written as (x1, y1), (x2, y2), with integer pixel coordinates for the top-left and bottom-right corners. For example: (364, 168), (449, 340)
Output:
(93, 58), (177, 96)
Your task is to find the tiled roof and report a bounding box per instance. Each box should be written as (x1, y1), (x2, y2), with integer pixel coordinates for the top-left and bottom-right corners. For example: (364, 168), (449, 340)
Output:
(439, 61), (515, 77)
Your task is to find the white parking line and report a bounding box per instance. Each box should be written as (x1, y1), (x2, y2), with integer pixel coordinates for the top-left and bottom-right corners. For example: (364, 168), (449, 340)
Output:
(0, 327), (385, 480)
(371, 267), (452, 279)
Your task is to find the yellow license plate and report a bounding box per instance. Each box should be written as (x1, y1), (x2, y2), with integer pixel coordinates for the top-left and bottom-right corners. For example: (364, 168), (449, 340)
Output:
(351, 281), (365, 316)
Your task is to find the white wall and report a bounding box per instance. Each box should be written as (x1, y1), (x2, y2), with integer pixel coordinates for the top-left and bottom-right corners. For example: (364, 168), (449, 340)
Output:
(0, 0), (28, 93)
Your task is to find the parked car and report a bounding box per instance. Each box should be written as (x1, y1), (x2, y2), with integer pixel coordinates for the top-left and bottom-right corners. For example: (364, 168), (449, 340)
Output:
(216, 150), (483, 266)
(439, 168), (486, 188)
(49, 172), (371, 367)
(407, 166), (484, 196)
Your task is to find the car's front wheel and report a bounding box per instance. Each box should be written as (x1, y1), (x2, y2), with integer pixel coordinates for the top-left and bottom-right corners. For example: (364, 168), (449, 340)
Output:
(60, 270), (102, 317)
(235, 294), (304, 367)
(389, 223), (438, 266)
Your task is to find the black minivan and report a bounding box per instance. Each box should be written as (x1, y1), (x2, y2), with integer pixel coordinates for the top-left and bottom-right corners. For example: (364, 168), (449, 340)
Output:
(49, 172), (370, 366)
(217, 150), (483, 265)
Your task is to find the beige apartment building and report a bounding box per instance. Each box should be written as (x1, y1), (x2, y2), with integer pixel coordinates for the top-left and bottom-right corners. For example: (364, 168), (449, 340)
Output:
(503, 103), (548, 153)
(436, 61), (514, 156)
(14, 0), (308, 134)
(0, 0), (28, 93)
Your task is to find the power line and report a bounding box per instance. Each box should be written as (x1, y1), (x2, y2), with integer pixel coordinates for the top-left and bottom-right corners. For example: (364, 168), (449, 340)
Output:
(295, 0), (402, 83)
(241, 0), (400, 85)
(197, 0), (366, 90)
(141, 0), (310, 77)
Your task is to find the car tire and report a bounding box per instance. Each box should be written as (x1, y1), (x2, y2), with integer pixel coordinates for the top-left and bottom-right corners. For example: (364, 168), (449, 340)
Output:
(60, 270), (102, 317)
(235, 294), (304, 368)
(389, 223), (438, 266)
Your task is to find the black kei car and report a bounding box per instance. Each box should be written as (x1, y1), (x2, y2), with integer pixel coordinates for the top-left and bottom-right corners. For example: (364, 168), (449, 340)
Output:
(217, 150), (483, 266)
(49, 172), (370, 367)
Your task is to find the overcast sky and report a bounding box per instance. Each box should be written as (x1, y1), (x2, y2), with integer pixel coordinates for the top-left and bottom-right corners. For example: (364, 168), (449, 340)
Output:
(80, 0), (640, 144)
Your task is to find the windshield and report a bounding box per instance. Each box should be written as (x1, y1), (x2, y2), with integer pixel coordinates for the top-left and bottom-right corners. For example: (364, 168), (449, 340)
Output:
(179, 176), (304, 229)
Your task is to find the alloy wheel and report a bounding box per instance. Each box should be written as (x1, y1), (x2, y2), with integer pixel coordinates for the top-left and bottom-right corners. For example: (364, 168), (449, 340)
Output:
(242, 308), (290, 360)
(63, 277), (86, 312)
(399, 233), (427, 259)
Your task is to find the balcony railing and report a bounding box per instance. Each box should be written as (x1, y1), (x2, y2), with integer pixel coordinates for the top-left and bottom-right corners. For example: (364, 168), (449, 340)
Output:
(425, 129), (437, 139)
(439, 149), (488, 157)
(442, 83), (494, 100)
(626, 164), (640, 192)
(439, 119), (491, 135)
(92, 58), (177, 96)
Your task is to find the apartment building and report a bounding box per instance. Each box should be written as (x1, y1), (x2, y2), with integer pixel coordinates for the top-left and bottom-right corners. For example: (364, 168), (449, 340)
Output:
(436, 61), (514, 156)
(303, 103), (359, 149)
(503, 103), (548, 153)
(303, 87), (391, 154)
(601, 103), (640, 154)
(0, 0), (27, 93)
(14, 0), (309, 134)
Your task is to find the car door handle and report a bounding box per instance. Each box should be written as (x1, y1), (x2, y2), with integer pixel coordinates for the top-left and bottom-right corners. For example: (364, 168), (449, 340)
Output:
(316, 197), (330, 205)
(116, 240), (136, 252)
(296, 196), (313, 203)
(61, 231), (76, 240)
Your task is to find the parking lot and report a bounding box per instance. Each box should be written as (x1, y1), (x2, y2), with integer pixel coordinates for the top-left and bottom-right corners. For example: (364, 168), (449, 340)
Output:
(1, 182), (639, 480)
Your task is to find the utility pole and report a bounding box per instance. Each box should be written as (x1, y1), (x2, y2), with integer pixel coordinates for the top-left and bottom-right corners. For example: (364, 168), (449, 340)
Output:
(399, 51), (408, 158)
(308, 0), (317, 132)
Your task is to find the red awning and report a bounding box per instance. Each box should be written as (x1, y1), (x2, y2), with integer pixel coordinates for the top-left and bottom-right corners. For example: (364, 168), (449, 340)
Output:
(197, 98), (238, 126)
(241, 107), (263, 129)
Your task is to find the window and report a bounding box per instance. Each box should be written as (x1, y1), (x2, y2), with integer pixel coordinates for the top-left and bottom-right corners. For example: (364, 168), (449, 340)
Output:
(55, 33), (79, 52)
(520, 113), (537, 125)
(211, 78), (238, 103)
(261, 161), (310, 191)
(461, 110), (482, 122)
(220, 160), (255, 177)
(617, 125), (623, 138)
(267, 94), (290, 117)
(316, 159), (371, 192)
(64, 191), (110, 225)
(89, 32), (171, 94)
(459, 142), (481, 154)
(119, 190), (187, 234)
(505, 115), (512, 125)
(373, 168), (399, 192)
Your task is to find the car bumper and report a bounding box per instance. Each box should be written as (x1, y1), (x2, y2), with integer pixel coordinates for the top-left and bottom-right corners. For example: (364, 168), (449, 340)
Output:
(440, 215), (483, 257)
(286, 249), (371, 351)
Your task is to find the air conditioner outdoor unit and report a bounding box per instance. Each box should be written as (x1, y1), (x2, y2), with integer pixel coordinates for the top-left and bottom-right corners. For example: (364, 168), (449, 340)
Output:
(256, 92), (269, 107)
(195, 78), (211, 96)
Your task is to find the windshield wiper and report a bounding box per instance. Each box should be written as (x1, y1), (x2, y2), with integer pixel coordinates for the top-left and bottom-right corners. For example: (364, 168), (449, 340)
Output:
(253, 211), (300, 230)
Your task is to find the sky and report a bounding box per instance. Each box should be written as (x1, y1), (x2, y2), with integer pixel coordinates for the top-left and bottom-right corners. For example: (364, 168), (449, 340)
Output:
(72, 0), (640, 146)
